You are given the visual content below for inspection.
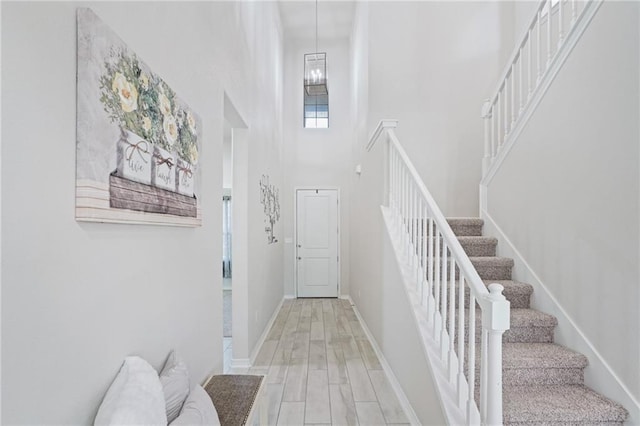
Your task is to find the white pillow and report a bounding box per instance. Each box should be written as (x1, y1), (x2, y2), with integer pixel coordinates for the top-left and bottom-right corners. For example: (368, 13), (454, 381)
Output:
(170, 385), (220, 426)
(159, 350), (191, 423)
(94, 356), (167, 426)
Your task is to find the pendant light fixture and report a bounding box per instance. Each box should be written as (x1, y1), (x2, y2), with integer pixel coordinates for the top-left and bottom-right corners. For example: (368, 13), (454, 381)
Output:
(304, 0), (327, 96)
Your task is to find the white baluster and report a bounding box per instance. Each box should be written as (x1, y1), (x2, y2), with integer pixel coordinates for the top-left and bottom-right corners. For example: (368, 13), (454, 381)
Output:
(421, 204), (428, 304)
(520, 49), (524, 113)
(558, 0), (564, 47)
(482, 284), (510, 426)
(528, 28), (532, 98)
(414, 186), (419, 267)
(572, 0), (577, 25)
(497, 92), (502, 150)
(504, 80), (509, 137)
(448, 256), (456, 383)
(537, 10), (542, 82)
(547, 0), (552, 65)
(491, 104), (496, 158)
(480, 327), (488, 422)
(433, 229), (441, 337)
(440, 242), (448, 360)
(467, 295), (477, 424)
(408, 184), (413, 265)
(416, 197), (422, 287)
(457, 275), (466, 410)
(511, 65), (515, 127)
(427, 216), (434, 312)
(482, 100), (492, 174)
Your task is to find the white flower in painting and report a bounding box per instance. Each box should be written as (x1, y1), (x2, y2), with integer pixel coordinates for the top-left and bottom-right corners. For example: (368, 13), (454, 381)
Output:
(141, 115), (152, 132)
(186, 111), (197, 134)
(188, 142), (199, 165)
(163, 114), (178, 148)
(139, 73), (149, 90)
(111, 72), (138, 113)
(159, 92), (172, 116)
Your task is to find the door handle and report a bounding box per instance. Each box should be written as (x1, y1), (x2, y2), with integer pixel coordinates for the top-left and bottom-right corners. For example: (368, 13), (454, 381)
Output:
(297, 257), (302, 260)
(297, 244), (301, 248)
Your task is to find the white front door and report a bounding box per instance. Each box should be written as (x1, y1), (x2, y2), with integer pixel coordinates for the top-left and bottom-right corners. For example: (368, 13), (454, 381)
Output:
(296, 189), (339, 298)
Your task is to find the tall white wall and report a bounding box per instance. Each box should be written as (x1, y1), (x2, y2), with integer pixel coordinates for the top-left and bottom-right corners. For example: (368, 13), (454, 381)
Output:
(1, 2), (283, 424)
(365, 1), (511, 216)
(485, 1), (640, 420)
(282, 37), (353, 297)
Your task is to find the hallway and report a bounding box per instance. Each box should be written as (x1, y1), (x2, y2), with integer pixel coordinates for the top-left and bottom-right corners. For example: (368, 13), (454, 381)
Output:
(245, 298), (410, 425)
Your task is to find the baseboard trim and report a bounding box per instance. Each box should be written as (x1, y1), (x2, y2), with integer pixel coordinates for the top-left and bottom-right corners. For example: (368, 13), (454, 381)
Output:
(231, 358), (251, 369)
(482, 210), (640, 424)
(344, 294), (421, 426)
(249, 296), (286, 366)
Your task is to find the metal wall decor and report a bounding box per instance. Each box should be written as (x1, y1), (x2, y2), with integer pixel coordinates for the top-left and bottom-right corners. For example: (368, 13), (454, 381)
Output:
(259, 175), (280, 244)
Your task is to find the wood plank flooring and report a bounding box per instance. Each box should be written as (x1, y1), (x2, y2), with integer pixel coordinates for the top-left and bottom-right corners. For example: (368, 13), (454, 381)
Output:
(241, 298), (410, 425)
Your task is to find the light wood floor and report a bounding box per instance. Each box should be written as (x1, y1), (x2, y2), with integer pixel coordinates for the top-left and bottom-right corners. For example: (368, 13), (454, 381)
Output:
(236, 298), (410, 425)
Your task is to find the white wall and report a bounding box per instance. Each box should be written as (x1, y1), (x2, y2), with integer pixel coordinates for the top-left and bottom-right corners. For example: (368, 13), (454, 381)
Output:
(282, 37), (353, 297)
(1, 2), (283, 424)
(485, 1), (640, 419)
(223, 119), (232, 191)
(364, 1), (511, 217)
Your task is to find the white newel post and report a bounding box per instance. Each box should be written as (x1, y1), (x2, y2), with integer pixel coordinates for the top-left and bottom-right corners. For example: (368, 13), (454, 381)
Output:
(482, 283), (510, 426)
(482, 100), (493, 175)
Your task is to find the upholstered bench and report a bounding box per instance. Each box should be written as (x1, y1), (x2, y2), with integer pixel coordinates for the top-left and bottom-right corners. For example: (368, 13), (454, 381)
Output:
(94, 353), (266, 426)
(203, 374), (265, 426)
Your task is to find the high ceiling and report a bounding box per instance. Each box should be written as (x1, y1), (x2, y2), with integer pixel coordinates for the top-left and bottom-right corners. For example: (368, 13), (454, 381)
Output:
(278, 1), (356, 41)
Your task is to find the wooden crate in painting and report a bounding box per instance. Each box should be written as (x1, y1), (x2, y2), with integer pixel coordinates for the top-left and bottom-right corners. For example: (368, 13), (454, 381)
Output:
(109, 172), (197, 218)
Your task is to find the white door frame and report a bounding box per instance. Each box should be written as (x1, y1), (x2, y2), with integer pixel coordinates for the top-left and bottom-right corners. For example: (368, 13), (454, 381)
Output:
(294, 186), (341, 298)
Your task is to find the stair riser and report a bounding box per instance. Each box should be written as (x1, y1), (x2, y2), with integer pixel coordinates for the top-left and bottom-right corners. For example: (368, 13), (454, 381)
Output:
(445, 288), (530, 309)
(503, 368), (584, 386)
(424, 238), (497, 257)
(460, 241), (497, 257)
(455, 324), (555, 344)
(450, 224), (483, 236)
(468, 367), (584, 387)
(424, 261), (513, 280)
(454, 264), (513, 280)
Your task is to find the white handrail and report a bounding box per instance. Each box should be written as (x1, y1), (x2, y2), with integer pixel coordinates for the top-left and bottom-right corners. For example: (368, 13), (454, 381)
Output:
(388, 131), (490, 308)
(481, 0), (603, 178)
(366, 119), (398, 152)
(379, 121), (510, 425)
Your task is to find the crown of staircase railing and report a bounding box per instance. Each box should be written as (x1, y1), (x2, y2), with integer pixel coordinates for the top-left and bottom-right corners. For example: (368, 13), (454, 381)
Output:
(482, 0), (603, 180)
(368, 121), (510, 425)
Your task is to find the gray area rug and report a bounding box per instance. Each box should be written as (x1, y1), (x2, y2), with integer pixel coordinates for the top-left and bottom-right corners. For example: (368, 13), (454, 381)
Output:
(223, 290), (232, 337)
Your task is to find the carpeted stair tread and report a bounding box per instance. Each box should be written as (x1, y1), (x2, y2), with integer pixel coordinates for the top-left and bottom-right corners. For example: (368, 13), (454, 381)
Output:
(503, 343), (587, 370)
(484, 280), (532, 308)
(466, 343), (588, 386)
(457, 236), (498, 257)
(447, 217), (484, 236)
(450, 280), (532, 309)
(469, 256), (514, 280)
(457, 308), (557, 343)
(503, 385), (629, 424)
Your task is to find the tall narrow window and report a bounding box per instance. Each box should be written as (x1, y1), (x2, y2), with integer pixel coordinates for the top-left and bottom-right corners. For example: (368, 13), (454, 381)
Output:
(304, 92), (329, 129)
(303, 52), (328, 129)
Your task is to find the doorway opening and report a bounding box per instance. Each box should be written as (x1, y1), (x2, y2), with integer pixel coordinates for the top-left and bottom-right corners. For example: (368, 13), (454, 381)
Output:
(222, 119), (233, 372)
(222, 93), (248, 373)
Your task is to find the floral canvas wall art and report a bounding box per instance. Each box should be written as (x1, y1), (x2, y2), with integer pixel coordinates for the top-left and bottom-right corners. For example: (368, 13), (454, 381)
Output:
(76, 8), (202, 226)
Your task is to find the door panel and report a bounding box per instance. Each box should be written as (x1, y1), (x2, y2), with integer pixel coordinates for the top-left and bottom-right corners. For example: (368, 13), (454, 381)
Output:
(297, 189), (338, 298)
